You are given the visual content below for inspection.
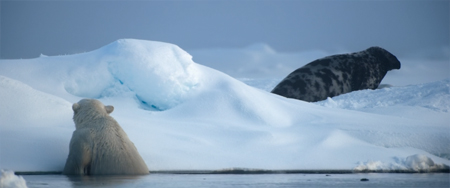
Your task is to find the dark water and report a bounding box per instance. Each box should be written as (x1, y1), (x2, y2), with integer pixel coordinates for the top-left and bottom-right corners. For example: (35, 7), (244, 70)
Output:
(23, 173), (449, 188)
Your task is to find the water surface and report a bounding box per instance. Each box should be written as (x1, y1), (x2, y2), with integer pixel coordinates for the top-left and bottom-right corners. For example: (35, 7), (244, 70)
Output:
(23, 173), (449, 188)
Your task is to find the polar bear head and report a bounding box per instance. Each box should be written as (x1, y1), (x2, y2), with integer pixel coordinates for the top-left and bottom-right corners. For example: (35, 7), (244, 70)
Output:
(72, 99), (114, 128)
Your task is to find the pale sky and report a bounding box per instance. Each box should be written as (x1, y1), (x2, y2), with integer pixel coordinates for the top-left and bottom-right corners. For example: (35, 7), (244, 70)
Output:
(1, 0), (449, 59)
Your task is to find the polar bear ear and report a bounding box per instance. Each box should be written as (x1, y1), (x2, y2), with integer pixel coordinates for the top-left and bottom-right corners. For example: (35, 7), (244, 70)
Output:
(72, 103), (80, 113)
(105, 105), (114, 114)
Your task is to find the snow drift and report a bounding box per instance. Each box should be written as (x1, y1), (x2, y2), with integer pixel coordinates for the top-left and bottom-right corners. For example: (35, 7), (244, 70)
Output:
(0, 39), (449, 172)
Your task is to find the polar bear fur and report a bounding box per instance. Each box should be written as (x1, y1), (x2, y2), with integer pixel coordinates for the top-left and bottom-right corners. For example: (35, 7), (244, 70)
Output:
(63, 99), (149, 175)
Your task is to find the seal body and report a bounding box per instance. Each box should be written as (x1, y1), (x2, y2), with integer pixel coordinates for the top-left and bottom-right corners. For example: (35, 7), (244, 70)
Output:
(271, 47), (401, 102)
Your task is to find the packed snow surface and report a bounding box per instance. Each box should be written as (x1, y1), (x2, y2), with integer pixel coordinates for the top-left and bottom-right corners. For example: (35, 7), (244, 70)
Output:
(0, 39), (449, 172)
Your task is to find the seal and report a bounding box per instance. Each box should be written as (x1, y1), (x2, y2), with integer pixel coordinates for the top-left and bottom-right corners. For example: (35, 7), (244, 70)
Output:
(271, 46), (401, 102)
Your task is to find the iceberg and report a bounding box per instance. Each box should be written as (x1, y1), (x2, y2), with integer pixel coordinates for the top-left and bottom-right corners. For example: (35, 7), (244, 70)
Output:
(0, 39), (448, 172)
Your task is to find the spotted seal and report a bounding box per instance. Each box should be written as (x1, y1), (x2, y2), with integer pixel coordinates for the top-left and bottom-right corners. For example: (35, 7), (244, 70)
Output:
(271, 46), (401, 102)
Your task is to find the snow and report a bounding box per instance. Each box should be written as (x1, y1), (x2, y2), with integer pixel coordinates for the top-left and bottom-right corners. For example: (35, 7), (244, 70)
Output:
(0, 170), (28, 188)
(102, 39), (201, 110)
(355, 154), (450, 172)
(316, 79), (450, 113)
(0, 39), (449, 172)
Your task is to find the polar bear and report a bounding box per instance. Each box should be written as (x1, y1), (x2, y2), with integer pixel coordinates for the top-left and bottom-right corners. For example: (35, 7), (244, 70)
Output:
(63, 99), (149, 175)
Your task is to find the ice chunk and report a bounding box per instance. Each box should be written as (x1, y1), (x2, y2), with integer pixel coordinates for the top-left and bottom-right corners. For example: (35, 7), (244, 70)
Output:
(354, 154), (450, 172)
(354, 161), (389, 171)
(405, 154), (449, 172)
(0, 170), (28, 188)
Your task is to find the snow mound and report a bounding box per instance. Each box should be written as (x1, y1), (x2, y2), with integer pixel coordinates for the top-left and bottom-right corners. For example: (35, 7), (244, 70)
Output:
(0, 39), (201, 110)
(0, 170), (28, 188)
(100, 39), (201, 110)
(0, 76), (72, 171)
(404, 154), (449, 172)
(0, 76), (72, 127)
(355, 154), (450, 172)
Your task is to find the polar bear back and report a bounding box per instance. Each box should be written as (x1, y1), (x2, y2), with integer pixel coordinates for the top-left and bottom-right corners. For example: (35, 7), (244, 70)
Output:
(86, 117), (148, 175)
(63, 99), (149, 175)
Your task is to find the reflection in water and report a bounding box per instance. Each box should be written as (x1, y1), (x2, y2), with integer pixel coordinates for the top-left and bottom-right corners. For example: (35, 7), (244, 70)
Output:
(66, 174), (147, 187)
